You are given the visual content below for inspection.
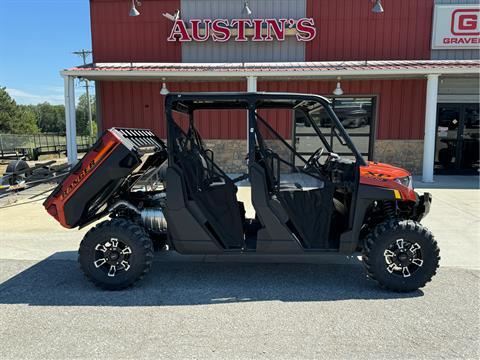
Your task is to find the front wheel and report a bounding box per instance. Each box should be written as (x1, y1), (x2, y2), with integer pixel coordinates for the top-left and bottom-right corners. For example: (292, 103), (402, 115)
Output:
(78, 218), (154, 290)
(362, 220), (440, 292)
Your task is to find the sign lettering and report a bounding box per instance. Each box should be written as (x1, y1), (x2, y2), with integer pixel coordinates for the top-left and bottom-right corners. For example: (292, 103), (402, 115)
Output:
(432, 5), (480, 49)
(167, 18), (317, 42)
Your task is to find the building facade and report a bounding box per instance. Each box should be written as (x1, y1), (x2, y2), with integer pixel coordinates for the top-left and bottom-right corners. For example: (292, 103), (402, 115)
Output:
(63, 0), (480, 178)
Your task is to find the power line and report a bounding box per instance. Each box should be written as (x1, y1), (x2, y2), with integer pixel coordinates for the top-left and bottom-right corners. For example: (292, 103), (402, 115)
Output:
(72, 49), (94, 145)
(72, 49), (92, 65)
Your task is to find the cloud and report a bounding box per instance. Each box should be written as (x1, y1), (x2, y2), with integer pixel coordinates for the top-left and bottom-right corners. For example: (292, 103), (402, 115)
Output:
(43, 85), (66, 93)
(6, 84), (94, 106)
(6, 88), (65, 105)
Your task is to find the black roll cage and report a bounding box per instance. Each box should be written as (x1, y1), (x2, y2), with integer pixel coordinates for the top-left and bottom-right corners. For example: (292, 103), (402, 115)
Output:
(165, 92), (366, 168)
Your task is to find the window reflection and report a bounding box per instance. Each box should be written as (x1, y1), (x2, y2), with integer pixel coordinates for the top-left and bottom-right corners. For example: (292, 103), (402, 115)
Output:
(295, 97), (374, 160)
(435, 104), (479, 173)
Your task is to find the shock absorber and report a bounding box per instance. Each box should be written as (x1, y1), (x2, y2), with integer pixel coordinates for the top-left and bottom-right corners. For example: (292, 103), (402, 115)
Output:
(383, 201), (396, 219)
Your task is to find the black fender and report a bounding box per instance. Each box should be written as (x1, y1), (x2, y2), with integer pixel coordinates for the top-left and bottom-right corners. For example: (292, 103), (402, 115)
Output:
(412, 192), (432, 222)
(338, 184), (397, 254)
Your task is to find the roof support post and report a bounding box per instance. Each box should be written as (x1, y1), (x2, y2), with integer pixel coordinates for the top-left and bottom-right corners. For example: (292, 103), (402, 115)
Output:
(422, 74), (440, 183)
(246, 76), (257, 154)
(64, 75), (78, 165)
(247, 76), (257, 92)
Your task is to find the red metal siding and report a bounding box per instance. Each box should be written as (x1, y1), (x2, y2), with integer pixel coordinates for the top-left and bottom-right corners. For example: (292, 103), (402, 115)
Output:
(99, 79), (426, 140)
(306, 0), (433, 61)
(256, 109), (293, 139)
(99, 81), (247, 139)
(257, 79), (427, 140)
(90, 0), (434, 63)
(90, 0), (181, 62)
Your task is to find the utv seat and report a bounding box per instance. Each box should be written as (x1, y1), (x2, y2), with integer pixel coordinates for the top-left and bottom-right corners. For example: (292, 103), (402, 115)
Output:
(256, 151), (324, 193)
(177, 149), (245, 250)
(253, 151), (334, 249)
(275, 185), (334, 249)
(256, 154), (301, 193)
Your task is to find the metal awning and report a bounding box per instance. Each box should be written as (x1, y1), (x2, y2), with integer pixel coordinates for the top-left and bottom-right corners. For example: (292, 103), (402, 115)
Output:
(61, 60), (480, 81)
(61, 59), (479, 182)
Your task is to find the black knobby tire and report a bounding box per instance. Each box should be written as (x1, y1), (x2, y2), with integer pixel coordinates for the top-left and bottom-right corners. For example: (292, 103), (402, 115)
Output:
(4, 160), (31, 185)
(362, 219), (440, 292)
(78, 218), (154, 290)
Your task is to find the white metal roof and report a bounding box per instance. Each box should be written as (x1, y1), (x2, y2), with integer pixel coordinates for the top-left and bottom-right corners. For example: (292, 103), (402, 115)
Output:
(61, 60), (480, 81)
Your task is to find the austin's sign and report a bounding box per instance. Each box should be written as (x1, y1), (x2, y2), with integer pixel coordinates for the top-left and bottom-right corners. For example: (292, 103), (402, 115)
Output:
(167, 18), (317, 42)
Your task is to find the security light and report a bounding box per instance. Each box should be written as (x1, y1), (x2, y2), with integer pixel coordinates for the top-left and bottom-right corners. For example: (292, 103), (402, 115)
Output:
(243, 1), (252, 16)
(160, 82), (169, 95)
(129, 0), (141, 17)
(333, 77), (344, 96)
(371, 0), (384, 13)
(163, 9), (181, 22)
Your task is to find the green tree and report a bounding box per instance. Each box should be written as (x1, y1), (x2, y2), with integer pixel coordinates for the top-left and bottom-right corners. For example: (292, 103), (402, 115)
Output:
(76, 93), (96, 136)
(0, 87), (98, 136)
(0, 87), (39, 134)
(16, 105), (39, 133)
(36, 102), (65, 133)
(0, 87), (17, 133)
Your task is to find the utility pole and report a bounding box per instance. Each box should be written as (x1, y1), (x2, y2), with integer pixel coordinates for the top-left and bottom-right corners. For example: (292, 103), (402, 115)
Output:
(73, 49), (93, 146)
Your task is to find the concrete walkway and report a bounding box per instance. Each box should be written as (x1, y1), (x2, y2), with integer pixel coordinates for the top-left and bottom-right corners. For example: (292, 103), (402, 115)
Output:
(0, 176), (478, 269)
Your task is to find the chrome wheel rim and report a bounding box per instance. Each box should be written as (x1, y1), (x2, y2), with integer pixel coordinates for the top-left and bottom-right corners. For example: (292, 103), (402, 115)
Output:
(93, 238), (132, 277)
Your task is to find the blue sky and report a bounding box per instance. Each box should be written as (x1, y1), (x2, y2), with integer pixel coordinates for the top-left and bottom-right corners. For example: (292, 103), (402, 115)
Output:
(0, 0), (92, 105)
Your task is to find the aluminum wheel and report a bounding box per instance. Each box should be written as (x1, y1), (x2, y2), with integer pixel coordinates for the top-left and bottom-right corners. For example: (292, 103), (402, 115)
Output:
(383, 238), (423, 278)
(93, 237), (132, 277)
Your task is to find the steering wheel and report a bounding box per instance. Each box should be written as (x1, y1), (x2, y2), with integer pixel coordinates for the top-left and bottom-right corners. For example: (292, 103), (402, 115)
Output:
(303, 147), (325, 171)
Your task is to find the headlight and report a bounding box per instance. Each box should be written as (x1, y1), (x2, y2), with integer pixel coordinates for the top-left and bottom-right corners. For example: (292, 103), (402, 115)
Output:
(395, 175), (413, 189)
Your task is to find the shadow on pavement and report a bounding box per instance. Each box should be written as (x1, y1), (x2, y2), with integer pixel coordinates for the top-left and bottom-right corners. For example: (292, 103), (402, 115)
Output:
(0, 252), (423, 306)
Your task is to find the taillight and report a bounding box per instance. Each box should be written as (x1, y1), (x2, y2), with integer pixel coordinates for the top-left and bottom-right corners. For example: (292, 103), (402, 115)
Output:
(47, 204), (58, 219)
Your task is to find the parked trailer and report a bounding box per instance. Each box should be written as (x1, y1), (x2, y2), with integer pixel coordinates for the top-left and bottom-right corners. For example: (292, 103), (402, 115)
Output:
(0, 133), (95, 161)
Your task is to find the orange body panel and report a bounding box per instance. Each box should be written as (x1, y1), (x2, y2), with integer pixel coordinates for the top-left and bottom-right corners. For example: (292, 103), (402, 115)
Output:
(44, 130), (122, 228)
(360, 162), (417, 202)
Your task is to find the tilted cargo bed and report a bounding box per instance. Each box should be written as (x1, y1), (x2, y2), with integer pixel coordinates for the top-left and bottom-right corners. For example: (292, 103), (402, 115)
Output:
(44, 128), (166, 228)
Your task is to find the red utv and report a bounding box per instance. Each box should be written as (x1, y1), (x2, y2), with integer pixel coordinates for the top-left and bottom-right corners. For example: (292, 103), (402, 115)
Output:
(44, 92), (439, 291)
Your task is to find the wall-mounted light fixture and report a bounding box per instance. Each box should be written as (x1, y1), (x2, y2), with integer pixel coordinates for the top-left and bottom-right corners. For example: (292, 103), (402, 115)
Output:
(243, 1), (252, 16)
(129, 0), (141, 17)
(333, 77), (344, 96)
(160, 80), (169, 95)
(371, 0), (384, 13)
(162, 9), (181, 22)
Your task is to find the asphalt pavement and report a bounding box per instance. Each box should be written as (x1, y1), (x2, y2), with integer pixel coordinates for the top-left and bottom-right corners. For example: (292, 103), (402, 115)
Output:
(0, 177), (479, 359)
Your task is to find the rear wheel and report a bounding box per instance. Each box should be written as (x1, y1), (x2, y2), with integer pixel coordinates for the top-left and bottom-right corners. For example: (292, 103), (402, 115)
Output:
(362, 219), (440, 292)
(78, 218), (153, 290)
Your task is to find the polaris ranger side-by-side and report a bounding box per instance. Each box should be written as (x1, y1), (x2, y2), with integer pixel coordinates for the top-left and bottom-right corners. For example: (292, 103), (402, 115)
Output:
(44, 92), (439, 291)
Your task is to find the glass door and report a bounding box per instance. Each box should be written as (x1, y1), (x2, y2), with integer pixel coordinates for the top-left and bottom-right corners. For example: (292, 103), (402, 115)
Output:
(435, 104), (479, 174)
(461, 104), (480, 172)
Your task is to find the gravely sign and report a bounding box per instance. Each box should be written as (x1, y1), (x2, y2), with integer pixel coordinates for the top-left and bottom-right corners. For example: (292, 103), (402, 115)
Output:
(167, 18), (317, 42)
(432, 5), (480, 49)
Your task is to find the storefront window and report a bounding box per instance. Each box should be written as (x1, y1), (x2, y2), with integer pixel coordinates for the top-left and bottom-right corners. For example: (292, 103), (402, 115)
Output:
(294, 97), (374, 162)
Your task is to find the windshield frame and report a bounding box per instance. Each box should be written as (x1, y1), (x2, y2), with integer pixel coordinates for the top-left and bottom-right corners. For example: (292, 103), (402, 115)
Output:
(165, 92), (367, 167)
(294, 102), (366, 166)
